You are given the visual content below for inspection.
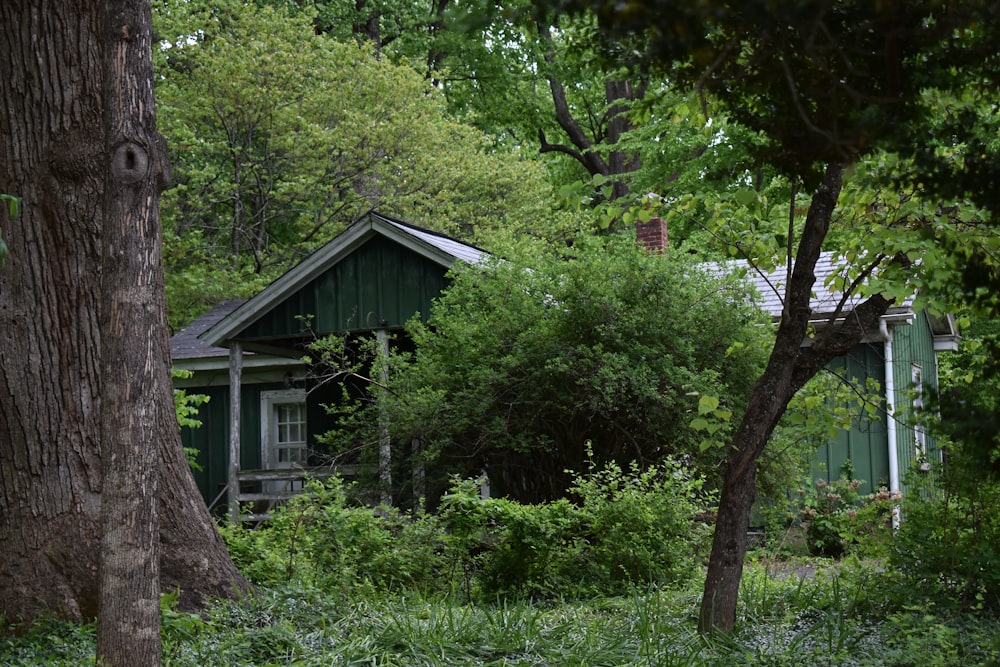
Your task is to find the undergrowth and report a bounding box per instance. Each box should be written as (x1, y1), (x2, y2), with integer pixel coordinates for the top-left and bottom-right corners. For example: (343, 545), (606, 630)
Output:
(4, 565), (999, 666)
(5, 460), (1000, 665)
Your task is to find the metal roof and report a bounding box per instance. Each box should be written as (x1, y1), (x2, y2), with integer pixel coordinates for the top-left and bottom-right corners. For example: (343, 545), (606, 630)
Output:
(722, 252), (914, 321)
(382, 217), (486, 266)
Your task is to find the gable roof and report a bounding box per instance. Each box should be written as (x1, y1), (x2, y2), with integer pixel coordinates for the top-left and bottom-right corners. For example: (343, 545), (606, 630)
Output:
(734, 252), (911, 322)
(200, 211), (486, 348)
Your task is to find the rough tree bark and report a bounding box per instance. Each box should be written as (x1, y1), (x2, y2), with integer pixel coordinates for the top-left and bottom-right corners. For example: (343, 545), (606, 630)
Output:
(0, 0), (248, 630)
(698, 162), (895, 633)
(97, 0), (166, 662)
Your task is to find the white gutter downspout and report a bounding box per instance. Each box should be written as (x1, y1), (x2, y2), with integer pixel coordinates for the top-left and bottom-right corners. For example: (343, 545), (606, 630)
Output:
(881, 318), (901, 528)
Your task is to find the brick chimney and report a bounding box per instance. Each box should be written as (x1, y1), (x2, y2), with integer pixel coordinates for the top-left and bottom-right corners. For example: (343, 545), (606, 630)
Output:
(636, 216), (668, 253)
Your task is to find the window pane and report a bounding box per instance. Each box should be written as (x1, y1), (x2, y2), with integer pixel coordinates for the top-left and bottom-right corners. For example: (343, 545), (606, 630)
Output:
(267, 397), (307, 468)
(275, 402), (306, 445)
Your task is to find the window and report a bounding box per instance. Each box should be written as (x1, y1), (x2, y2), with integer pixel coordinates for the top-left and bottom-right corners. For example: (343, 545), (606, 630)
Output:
(261, 389), (307, 469)
(911, 364), (930, 470)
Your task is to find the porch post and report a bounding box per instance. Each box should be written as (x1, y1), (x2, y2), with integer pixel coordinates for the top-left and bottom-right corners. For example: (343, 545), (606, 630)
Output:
(376, 328), (392, 506)
(227, 341), (243, 523)
(412, 438), (425, 513)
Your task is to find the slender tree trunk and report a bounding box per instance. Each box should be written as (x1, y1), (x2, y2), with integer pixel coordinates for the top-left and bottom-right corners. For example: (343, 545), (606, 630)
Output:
(697, 161), (900, 633)
(698, 162), (845, 633)
(0, 0), (249, 630)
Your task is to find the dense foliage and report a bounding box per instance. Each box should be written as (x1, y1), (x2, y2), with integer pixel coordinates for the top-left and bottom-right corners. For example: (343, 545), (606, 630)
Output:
(6, 479), (1000, 665)
(144, 0), (1000, 653)
(220, 457), (713, 601)
(889, 319), (1000, 613)
(313, 234), (770, 503)
(153, 0), (568, 328)
(892, 470), (1000, 613)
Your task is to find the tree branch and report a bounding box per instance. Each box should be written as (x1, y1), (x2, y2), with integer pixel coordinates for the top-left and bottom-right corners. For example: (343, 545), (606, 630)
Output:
(537, 23), (609, 176)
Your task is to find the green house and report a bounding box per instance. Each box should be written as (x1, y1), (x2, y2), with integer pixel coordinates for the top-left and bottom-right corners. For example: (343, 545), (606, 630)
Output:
(172, 214), (959, 518)
(741, 252), (960, 497)
(170, 212), (486, 520)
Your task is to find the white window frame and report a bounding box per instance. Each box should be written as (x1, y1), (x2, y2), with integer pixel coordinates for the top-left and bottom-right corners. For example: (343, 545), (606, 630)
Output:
(260, 389), (307, 470)
(911, 364), (930, 470)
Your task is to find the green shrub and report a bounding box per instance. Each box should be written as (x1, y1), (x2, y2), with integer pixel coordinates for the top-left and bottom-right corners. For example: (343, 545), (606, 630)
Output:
(442, 456), (714, 599)
(221, 460), (713, 601)
(570, 456), (713, 585)
(795, 472), (898, 559)
(220, 476), (453, 596)
(891, 468), (1000, 611)
(381, 233), (769, 503)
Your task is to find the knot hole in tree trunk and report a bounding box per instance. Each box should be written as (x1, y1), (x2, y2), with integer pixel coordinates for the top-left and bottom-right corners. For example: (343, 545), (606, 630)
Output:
(111, 141), (148, 184)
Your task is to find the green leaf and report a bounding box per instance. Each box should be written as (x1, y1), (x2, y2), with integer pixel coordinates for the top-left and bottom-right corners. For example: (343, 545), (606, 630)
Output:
(803, 395), (824, 409)
(0, 193), (18, 270)
(786, 412), (806, 425)
(0, 193), (20, 219)
(690, 417), (710, 432)
(733, 188), (758, 207)
(698, 394), (720, 415)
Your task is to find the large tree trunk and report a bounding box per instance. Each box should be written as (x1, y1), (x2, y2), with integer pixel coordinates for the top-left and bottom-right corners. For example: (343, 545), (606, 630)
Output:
(0, 0), (248, 629)
(698, 162), (894, 633)
(97, 0), (165, 662)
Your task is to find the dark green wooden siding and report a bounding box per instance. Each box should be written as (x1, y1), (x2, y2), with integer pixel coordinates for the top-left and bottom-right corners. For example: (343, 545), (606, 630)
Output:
(183, 381), (290, 509)
(889, 311), (940, 492)
(812, 343), (889, 495)
(239, 236), (449, 340)
(183, 385), (231, 509)
(809, 313), (942, 496)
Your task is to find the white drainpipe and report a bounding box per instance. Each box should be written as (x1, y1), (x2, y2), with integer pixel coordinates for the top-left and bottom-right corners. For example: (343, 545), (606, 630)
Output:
(881, 318), (901, 527)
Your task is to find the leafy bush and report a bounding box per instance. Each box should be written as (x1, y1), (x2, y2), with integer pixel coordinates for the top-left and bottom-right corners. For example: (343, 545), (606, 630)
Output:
(222, 459), (713, 601)
(891, 468), (1000, 611)
(220, 477), (453, 596)
(379, 233), (769, 503)
(795, 471), (899, 559)
(570, 456), (714, 585)
(894, 323), (1000, 612)
(171, 368), (209, 471)
(441, 456), (715, 599)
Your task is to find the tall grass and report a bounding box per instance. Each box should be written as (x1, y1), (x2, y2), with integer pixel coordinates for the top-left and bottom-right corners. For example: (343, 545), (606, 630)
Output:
(6, 462), (1000, 665)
